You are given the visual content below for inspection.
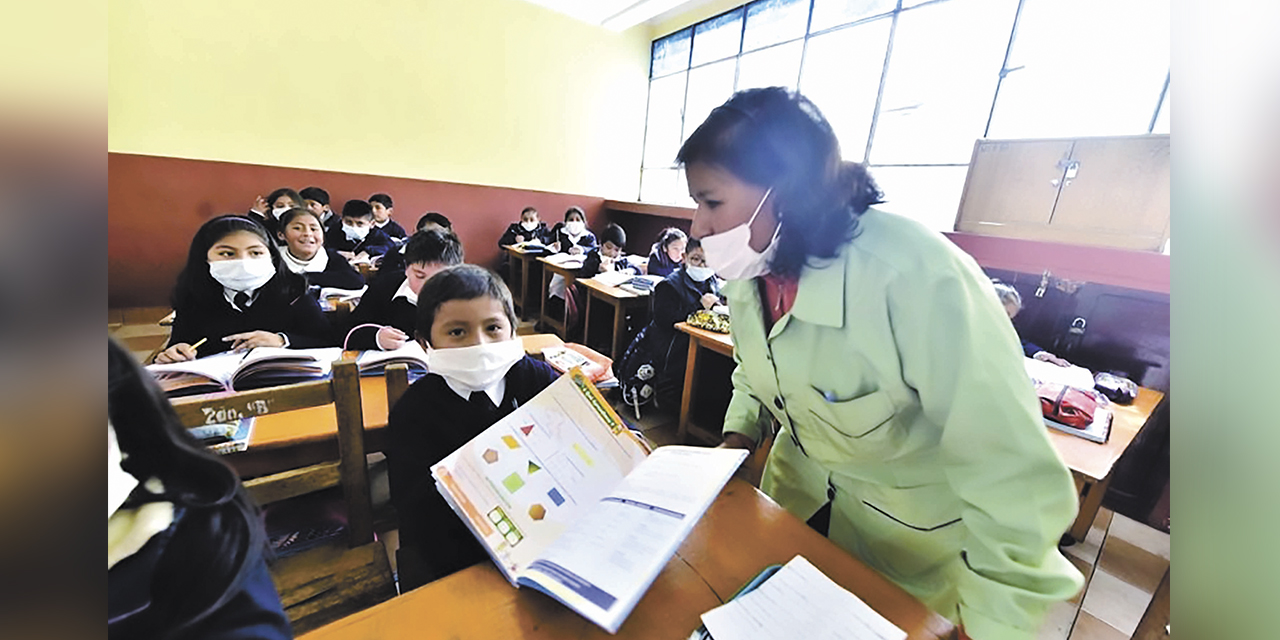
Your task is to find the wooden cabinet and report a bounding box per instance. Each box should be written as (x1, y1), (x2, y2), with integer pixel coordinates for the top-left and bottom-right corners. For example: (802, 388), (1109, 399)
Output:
(954, 135), (1170, 251)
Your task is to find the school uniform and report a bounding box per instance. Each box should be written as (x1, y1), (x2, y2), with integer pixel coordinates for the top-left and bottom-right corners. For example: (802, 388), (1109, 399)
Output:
(344, 271), (416, 350)
(169, 280), (334, 357)
(386, 356), (560, 585)
(280, 246), (365, 291)
(325, 224), (394, 257)
(615, 266), (721, 408)
(646, 246), (681, 278)
(578, 248), (641, 278)
(374, 219), (408, 242)
(549, 223), (597, 255)
(244, 211), (282, 244)
(498, 221), (552, 247)
(722, 208), (1083, 639)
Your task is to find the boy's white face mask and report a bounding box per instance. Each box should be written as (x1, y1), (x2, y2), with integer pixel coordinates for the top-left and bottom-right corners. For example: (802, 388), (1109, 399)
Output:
(426, 340), (525, 393)
(108, 422), (138, 519)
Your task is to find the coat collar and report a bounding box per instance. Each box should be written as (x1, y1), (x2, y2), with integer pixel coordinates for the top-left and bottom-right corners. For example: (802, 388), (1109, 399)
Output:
(723, 250), (846, 332)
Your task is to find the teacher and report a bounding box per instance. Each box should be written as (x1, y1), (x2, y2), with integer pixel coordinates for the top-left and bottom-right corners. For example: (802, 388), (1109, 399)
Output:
(681, 87), (1082, 640)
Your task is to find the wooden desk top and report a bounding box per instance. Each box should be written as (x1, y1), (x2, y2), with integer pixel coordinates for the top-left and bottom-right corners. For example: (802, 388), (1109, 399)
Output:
(300, 479), (952, 640)
(505, 244), (548, 257)
(537, 255), (584, 277)
(1048, 387), (1163, 481)
(675, 321), (734, 357)
(579, 276), (647, 301)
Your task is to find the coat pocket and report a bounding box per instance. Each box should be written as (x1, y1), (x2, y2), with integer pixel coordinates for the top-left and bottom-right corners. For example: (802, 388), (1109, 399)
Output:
(802, 389), (901, 464)
(842, 482), (966, 584)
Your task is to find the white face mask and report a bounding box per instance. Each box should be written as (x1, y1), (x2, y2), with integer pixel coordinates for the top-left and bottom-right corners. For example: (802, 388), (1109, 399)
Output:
(108, 422), (138, 520)
(521, 220), (539, 232)
(686, 265), (716, 282)
(426, 339), (525, 393)
(209, 257), (275, 292)
(700, 187), (776, 281)
(271, 206), (290, 219)
(564, 220), (586, 236)
(343, 222), (370, 242)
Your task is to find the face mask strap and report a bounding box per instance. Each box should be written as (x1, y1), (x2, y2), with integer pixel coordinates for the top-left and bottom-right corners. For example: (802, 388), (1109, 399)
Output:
(745, 187), (774, 229)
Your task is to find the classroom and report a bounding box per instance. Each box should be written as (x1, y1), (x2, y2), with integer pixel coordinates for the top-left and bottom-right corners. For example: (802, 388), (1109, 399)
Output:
(107, 1), (1171, 638)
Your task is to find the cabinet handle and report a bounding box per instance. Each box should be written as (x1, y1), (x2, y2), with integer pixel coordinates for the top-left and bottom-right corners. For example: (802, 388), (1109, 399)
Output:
(1050, 178), (1060, 187)
(1063, 160), (1080, 187)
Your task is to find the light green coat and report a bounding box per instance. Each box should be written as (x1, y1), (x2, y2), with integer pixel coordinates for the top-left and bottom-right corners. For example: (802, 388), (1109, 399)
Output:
(722, 208), (1083, 640)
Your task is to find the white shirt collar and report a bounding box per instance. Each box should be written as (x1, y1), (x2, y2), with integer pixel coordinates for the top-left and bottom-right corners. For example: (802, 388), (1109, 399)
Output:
(444, 376), (507, 407)
(223, 287), (260, 311)
(392, 278), (418, 306)
(281, 247), (329, 273)
(375, 219), (390, 228)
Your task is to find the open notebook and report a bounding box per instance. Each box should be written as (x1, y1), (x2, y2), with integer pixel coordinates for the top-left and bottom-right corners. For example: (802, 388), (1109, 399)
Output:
(355, 341), (430, 376)
(146, 347), (343, 396)
(432, 368), (746, 633)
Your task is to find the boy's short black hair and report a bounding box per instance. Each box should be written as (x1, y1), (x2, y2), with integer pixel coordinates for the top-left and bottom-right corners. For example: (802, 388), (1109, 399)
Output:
(369, 193), (393, 208)
(416, 211), (452, 230)
(299, 186), (329, 206)
(342, 199), (374, 219)
(520, 206), (538, 216)
(600, 223), (626, 248)
(404, 229), (464, 267)
(414, 265), (518, 345)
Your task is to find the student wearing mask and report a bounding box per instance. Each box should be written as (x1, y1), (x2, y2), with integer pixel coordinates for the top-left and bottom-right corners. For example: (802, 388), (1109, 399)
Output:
(377, 213), (459, 278)
(275, 207), (364, 291)
(549, 206), (596, 255)
(325, 199), (393, 262)
(300, 186), (340, 232)
(344, 229), (464, 351)
(369, 193), (407, 242)
(579, 223), (641, 277)
(646, 227), (688, 278)
(615, 238), (722, 411)
(385, 265), (559, 589)
(155, 216), (332, 363)
(246, 187), (304, 243)
(109, 338), (291, 639)
(684, 88), (1081, 640)
(498, 206), (552, 248)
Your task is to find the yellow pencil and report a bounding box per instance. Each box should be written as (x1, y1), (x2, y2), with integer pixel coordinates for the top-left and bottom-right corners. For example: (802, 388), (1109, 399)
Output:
(190, 337), (208, 352)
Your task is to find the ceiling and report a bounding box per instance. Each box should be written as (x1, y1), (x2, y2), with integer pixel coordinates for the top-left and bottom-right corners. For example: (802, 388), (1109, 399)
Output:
(517, 0), (706, 31)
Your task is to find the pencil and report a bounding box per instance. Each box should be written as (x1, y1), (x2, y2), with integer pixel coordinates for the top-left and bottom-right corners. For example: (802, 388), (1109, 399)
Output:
(190, 337), (208, 352)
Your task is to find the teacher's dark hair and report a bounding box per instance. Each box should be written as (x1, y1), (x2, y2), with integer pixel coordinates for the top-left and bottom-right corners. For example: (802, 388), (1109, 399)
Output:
(108, 338), (268, 638)
(171, 215), (306, 313)
(677, 87), (884, 278)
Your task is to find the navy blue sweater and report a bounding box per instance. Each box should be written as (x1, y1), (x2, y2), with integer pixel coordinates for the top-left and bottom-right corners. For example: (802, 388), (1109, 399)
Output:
(169, 280), (334, 357)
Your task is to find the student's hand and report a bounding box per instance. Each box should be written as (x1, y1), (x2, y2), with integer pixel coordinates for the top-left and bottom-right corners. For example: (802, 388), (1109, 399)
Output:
(155, 343), (197, 364)
(700, 293), (720, 310)
(376, 326), (409, 351)
(338, 250), (356, 260)
(569, 245), (585, 256)
(718, 432), (756, 452)
(515, 234), (526, 244)
(223, 331), (285, 351)
(551, 241), (562, 253)
(250, 195), (268, 214)
(600, 257), (615, 272)
(356, 251), (371, 262)
(1034, 351), (1072, 367)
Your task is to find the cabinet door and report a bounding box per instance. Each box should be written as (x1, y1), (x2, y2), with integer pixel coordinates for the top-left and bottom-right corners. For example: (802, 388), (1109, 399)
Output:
(1050, 135), (1170, 251)
(954, 139), (1074, 235)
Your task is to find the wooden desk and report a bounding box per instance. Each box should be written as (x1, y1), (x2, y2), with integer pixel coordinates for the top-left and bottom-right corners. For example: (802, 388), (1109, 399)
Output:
(299, 479), (953, 640)
(579, 277), (649, 359)
(505, 245), (545, 319)
(670, 324), (1164, 545)
(675, 322), (734, 446)
(537, 257), (581, 339)
(222, 336), (566, 478)
(1051, 387), (1164, 543)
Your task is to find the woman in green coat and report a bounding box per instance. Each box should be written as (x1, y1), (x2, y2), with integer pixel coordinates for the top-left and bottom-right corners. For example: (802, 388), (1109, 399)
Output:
(680, 87), (1083, 640)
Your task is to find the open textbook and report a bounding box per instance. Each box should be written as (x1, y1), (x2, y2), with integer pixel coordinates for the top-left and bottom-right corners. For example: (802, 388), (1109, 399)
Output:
(355, 340), (430, 376)
(146, 347), (343, 396)
(431, 368), (747, 633)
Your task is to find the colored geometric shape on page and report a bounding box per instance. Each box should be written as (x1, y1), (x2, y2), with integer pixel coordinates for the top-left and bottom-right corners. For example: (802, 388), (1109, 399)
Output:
(482, 449), (499, 464)
(502, 472), (525, 493)
(572, 443), (594, 467)
(528, 504), (546, 521)
(502, 435), (520, 449)
(527, 460), (542, 474)
(547, 487), (565, 506)
(520, 424), (535, 437)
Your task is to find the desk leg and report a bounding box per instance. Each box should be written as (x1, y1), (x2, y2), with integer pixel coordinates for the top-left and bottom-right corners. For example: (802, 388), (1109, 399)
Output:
(538, 268), (552, 332)
(677, 337), (701, 443)
(510, 258), (524, 316)
(519, 258), (532, 319)
(1066, 472), (1112, 544)
(610, 300), (625, 358)
(583, 290), (595, 351)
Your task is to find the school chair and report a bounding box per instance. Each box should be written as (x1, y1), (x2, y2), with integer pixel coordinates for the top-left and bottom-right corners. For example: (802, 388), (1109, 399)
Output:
(170, 359), (396, 635)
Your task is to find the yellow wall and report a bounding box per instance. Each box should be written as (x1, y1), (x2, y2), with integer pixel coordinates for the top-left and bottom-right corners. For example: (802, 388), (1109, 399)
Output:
(108, 0), (651, 199)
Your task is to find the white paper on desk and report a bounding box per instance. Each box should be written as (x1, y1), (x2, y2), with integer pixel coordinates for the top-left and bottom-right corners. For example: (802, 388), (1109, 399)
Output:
(1023, 357), (1095, 391)
(591, 270), (633, 287)
(701, 555), (906, 640)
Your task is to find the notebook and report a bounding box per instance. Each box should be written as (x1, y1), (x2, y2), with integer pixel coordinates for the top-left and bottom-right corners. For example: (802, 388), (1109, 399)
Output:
(356, 340), (430, 376)
(147, 347), (344, 396)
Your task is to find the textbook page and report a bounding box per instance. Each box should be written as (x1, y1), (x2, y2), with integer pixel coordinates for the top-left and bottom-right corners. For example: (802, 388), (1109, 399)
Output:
(431, 370), (650, 582)
(700, 555), (906, 640)
(1023, 357), (1095, 390)
(518, 446), (747, 633)
(356, 340), (429, 374)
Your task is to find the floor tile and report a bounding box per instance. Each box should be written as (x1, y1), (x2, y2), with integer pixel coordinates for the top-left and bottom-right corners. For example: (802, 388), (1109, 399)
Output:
(1036, 599), (1079, 640)
(1080, 569), (1151, 636)
(1068, 611), (1128, 640)
(1091, 507), (1113, 531)
(1097, 536), (1169, 593)
(1063, 519), (1107, 566)
(1065, 552), (1093, 605)
(1107, 513), (1170, 560)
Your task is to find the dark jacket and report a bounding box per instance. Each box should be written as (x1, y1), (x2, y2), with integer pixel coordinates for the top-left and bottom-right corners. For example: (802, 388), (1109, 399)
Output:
(245, 211), (282, 245)
(344, 271), (416, 350)
(290, 247), (365, 291)
(170, 279), (334, 357)
(578, 248), (641, 278)
(646, 246), (681, 278)
(549, 223), (597, 255)
(325, 224), (394, 257)
(498, 222), (553, 248)
(108, 509), (292, 640)
(375, 219), (408, 241)
(386, 356), (560, 582)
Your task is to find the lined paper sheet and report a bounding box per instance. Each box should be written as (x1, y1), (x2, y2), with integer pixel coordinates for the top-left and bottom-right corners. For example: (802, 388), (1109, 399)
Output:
(700, 556), (906, 640)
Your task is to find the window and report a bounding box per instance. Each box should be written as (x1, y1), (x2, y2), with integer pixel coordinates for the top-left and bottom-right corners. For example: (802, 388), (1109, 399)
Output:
(639, 0), (1171, 232)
